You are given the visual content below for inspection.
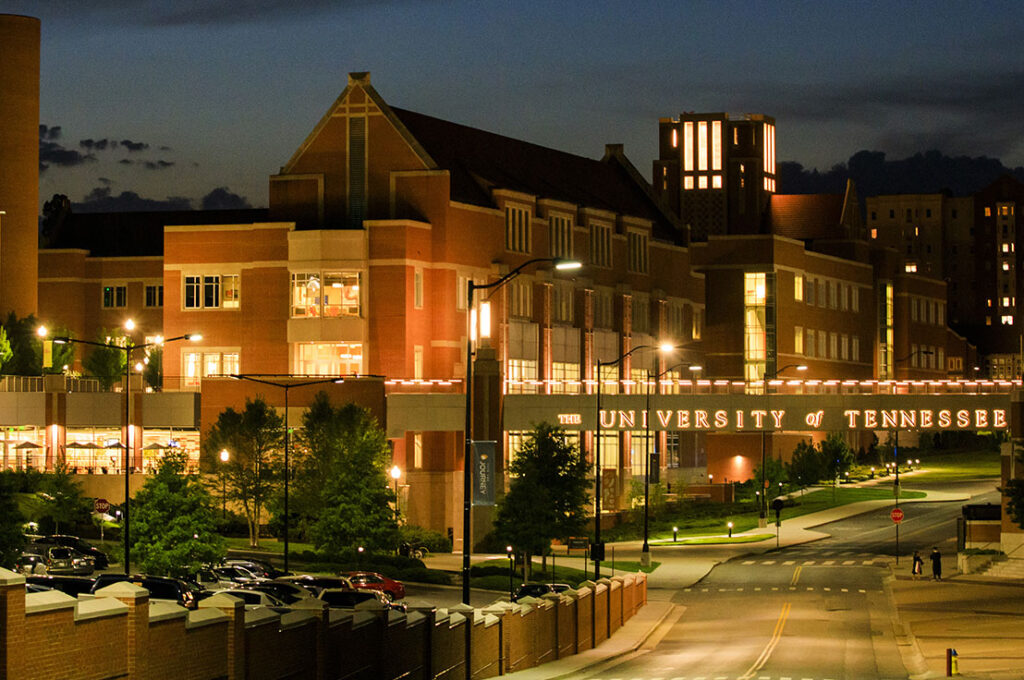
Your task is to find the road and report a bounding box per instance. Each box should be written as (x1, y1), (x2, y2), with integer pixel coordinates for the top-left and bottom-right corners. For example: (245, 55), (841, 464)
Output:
(569, 478), (998, 680)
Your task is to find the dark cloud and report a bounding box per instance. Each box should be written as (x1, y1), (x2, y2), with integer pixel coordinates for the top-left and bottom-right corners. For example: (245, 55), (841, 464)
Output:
(201, 187), (251, 210)
(39, 124), (62, 141)
(73, 187), (192, 212)
(79, 138), (117, 151)
(759, 67), (1024, 163)
(98, 177), (113, 185)
(119, 159), (134, 165)
(142, 160), (175, 170)
(39, 140), (97, 172)
(120, 139), (150, 152)
(159, 145), (172, 151)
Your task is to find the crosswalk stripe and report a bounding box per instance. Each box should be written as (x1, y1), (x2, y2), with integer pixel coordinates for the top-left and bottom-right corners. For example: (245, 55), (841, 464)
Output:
(858, 589), (866, 593)
(754, 587), (761, 591)
(802, 560), (815, 565)
(737, 587), (744, 592)
(806, 586), (814, 591)
(823, 560), (835, 565)
(843, 560), (855, 565)
(841, 588), (848, 592)
(743, 560), (755, 565)
(763, 560), (775, 565)
(771, 586), (779, 590)
(783, 560), (795, 565)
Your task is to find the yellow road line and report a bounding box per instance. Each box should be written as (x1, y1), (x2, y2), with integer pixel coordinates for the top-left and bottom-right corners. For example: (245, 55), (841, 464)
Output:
(739, 602), (792, 680)
(790, 565), (802, 586)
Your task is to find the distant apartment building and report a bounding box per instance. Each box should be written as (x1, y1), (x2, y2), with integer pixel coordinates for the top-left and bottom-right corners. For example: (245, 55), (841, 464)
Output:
(867, 176), (1024, 377)
(653, 113), (777, 240)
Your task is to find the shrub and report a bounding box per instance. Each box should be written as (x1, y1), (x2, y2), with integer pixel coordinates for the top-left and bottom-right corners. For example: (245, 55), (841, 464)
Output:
(399, 525), (452, 553)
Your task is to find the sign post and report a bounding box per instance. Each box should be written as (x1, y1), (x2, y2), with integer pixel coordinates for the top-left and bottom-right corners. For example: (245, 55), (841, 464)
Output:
(891, 507), (904, 564)
(94, 498), (110, 543)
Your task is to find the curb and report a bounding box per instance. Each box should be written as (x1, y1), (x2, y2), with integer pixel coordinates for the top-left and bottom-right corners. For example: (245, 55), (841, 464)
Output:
(883, 568), (932, 680)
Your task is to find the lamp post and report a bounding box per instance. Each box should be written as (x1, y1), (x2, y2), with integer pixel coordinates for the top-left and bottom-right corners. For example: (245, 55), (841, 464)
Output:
(642, 361), (701, 566)
(219, 449), (230, 520)
(759, 363), (807, 526)
(53, 326), (201, 574)
(594, 342), (677, 578)
(229, 374), (345, 573)
(390, 465), (401, 522)
(890, 349), (933, 546)
(462, 257), (580, 606)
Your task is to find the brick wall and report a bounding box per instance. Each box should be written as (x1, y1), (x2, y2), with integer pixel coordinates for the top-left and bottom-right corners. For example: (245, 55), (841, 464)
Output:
(0, 568), (648, 680)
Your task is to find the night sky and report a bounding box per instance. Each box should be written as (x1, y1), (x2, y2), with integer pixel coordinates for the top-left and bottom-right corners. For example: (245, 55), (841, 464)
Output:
(5, 0), (1023, 212)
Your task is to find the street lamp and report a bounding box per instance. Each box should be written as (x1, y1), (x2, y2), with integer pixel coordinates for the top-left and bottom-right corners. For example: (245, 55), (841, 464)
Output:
(390, 465), (401, 522)
(594, 342), (678, 579)
(53, 326), (201, 574)
(219, 449), (230, 520)
(229, 374), (345, 573)
(462, 257), (580, 606)
(642, 360), (701, 566)
(760, 363), (807, 526)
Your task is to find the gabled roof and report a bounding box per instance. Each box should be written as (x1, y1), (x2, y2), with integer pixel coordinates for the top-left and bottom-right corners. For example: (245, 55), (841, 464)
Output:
(44, 209), (268, 257)
(769, 193), (846, 241)
(388, 107), (683, 243)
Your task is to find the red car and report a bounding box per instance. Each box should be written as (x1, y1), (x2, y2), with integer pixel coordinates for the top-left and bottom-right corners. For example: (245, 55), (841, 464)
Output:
(340, 571), (405, 600)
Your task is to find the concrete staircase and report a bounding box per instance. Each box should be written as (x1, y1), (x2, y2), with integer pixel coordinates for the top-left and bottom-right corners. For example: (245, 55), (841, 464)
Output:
(977, 556), (1024, 580)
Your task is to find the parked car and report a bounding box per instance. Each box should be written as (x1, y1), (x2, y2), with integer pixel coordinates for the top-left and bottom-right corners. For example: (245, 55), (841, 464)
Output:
(340, 571), (406, 600)
(90, 573), (202, 609)
(15, 552), (47, 574)
(238, 580), (315, 605)
(26, 582), (52, 593)
(211, 588), (287, 610)
(41, 547), (95, 576)
(32, 535), (109, 569)
(512, 582), (572, 602)
(193, 565), (264, 588)
(275, 574), (352, 596)
(26, 575), (96, 596)
(317, 588), (405, 612)
(225, 558), (288, 579)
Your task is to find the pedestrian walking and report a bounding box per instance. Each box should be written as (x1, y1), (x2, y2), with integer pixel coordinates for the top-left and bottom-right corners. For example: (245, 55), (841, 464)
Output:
(930, 547), (942, 581)
(912, 551), (923, 580)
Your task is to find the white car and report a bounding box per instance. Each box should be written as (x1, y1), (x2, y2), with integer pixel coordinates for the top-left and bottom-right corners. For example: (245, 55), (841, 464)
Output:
(213, 588), (287, 610)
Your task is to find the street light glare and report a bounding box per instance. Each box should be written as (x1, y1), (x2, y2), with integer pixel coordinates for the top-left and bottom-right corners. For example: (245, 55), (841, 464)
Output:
(219, 449), (230, 462)
(125, 319), (135, 331)
(390, 465), (401, 480)
(554, 259), (582, 270)
(795, 365), (808, 371)
(688, 364), (703, 372)
(658, 342), (675, 353)
(185, 333), (202, 341)
(36, 325), (47, 338)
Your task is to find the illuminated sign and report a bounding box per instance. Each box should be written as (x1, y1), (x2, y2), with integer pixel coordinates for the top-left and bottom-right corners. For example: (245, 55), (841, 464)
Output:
(558, 413), (582, 426)
(590, 408), (1008, 431)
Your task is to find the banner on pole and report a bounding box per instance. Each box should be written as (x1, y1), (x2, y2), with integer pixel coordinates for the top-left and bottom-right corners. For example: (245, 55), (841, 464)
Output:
(472, 440), (496, 506)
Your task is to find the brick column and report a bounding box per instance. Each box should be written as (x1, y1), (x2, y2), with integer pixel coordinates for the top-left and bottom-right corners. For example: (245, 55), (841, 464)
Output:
(96, 581), (149, 680)
(0, 568), (27, 680)
(199, 592), (245, 680)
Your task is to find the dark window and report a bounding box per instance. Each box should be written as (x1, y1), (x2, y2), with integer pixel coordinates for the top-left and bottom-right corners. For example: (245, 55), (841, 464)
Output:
(145, 285), (163, 308)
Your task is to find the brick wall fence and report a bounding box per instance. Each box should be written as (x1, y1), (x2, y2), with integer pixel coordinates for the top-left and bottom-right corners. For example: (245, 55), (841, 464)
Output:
(0, 568), (647, 680)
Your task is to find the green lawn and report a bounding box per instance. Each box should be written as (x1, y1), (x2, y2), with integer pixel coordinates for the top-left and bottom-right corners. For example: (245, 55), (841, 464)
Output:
(903, 449), (1001, 482)
(223, 536), (314, 555)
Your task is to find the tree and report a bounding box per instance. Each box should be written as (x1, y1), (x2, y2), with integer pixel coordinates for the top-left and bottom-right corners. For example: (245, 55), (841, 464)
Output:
(0, 326), (12, 372)
(298, 394), (398, 553)
(752, 455), (788, 500)
(1, 313), (74, 375)
(0, 472), (26, 569)
(40, 462), (90, 533)
(787, 439), (826, 491)
(129, 450), (225, 578)
(83, 329), (128, 390)
(142, 345), (163, 391)
(820, 432), (855, 483)
(494, 423), (590, 578)
(201, 398), (283, 548)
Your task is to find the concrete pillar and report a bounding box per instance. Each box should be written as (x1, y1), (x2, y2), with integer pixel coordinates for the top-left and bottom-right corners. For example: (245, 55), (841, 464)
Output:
(0, 14), (40, 317)
(96, 581), (149, 680)
(0, 568), (27, 680)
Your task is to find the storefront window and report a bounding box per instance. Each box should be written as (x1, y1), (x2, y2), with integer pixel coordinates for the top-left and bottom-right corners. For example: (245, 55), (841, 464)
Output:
(295, 342), (363, 376)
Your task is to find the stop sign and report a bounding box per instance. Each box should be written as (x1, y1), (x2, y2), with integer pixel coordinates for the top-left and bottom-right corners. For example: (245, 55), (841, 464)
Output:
(890, 507), (904, 523)
(94, 498), (110, 514)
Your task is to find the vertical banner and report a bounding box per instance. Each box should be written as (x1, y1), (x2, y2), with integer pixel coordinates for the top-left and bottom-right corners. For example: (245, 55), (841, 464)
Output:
(472, 440), (496, 506)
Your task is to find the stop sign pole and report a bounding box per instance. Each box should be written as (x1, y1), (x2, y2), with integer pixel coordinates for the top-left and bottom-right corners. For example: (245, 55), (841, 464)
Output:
(891, 506), (904, 564)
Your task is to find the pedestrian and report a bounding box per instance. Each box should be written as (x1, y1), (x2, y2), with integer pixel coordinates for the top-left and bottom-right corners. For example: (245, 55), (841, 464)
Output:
(930, 547), (942, 581)
(912, 551), (923, 580)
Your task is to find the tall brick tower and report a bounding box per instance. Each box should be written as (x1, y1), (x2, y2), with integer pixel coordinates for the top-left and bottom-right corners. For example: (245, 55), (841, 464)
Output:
(0, 14), (40, 317)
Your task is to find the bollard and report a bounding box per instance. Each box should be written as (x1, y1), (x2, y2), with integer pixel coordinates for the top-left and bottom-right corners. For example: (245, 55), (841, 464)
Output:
(673, 526), (678, 542)
(946, 648), (959, 676)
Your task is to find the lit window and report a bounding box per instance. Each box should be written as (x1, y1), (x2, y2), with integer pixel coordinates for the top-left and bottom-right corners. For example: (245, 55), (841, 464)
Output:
(1003, 243), (1010, 253)
(413, 433), (423, 468)
(684, 176), (694, 190)
(671, 128), (678, 148)
(295, 341), (363, 376)
(733, 127), (739, 145)
(985, 207), (992, 217)
(711, 120), (722, 170)
(698, 176), (708, 189)
(1003, 261), (1011, 271)
(1002, 315), (1014, 325)
(871, 229), (877, 239)
(904, 262), (917, 273)
(698, 121), (708, 171)
(1003, 296), (1011, 307)
(413, 345), (423, 379)
(292, 272), (360, 317)
(683, 122), (694, 172)
(794, 274), (804, 301)
(551, 361), (580, 395)
(712, 175), (722, 189)
(794, 325), (804, 354)
(414, 269), (423, 309)
(506, 358), (539, 394)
